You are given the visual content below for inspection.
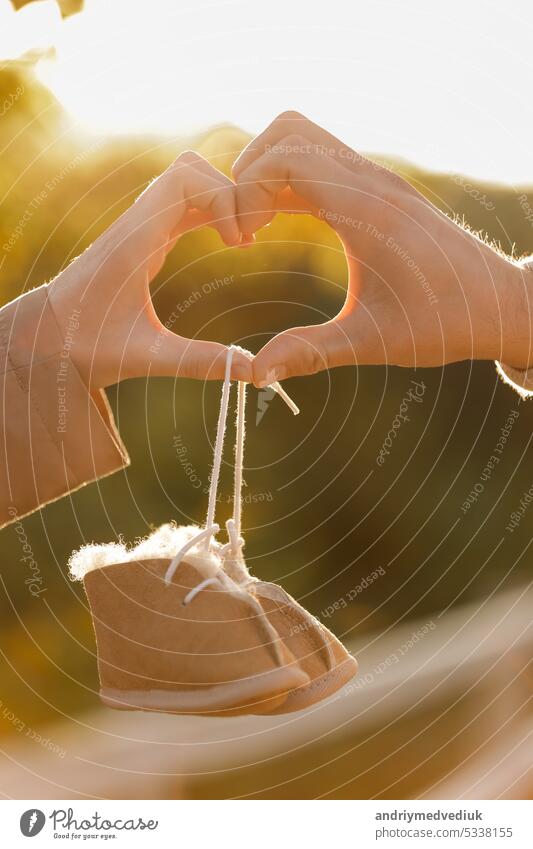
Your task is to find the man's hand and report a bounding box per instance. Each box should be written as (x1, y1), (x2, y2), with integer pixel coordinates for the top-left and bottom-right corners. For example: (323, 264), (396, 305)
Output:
(48, 151), (252, 389)
(233, 112), (532, 386)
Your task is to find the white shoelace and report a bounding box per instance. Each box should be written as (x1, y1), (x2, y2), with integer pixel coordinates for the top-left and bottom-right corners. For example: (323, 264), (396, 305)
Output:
(164, 345), (298, 588)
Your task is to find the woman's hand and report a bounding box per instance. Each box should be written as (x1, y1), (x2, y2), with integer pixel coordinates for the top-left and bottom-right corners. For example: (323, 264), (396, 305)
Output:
(48, 151), (252, 388)
(233, 112), (532, 386)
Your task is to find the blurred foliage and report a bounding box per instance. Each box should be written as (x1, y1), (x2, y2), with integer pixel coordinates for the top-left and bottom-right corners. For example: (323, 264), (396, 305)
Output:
(10, 0), (84, 17)
(1, 60), (533, 736)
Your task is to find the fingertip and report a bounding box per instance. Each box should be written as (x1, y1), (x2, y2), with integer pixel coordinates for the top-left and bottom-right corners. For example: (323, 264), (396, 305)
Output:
(251, 362), (266, 389)
(225, 233), (242, 248)
(219, 221), (241, 247)
(237, 209), (276, 236)
(238, 232), (256, 248)
(252, 360), (284, 389)
(267, 366), (286, 384)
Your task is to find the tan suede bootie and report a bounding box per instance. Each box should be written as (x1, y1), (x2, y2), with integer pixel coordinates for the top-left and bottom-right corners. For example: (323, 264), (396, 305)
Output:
(73, 522), (356, 716)
(81, 543), (309, 716)
(249, 580), (357, 712)
(220, 547), (358, 713)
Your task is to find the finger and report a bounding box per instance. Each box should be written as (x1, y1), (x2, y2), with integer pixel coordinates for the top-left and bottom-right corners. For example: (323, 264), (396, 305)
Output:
(233, 111), (415, 200)
(232, 184), (315, 240)
(128, 327), (253, 382)
(173, 152), (240, 246)
(273, 186), (316, 214)
(128, 153), (240, 250)
(178, 149), (226, 180)
(235, 135), (363, 234)
(234, 111), (365, 180)
(252, 319), (357, 386)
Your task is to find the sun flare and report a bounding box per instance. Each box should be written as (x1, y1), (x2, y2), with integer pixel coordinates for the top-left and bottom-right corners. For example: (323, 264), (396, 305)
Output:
(1, 0), (533, 182)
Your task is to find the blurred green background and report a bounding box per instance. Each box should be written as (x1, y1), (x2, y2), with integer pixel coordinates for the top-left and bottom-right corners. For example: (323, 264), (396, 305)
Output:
(1, 58), (532, 751)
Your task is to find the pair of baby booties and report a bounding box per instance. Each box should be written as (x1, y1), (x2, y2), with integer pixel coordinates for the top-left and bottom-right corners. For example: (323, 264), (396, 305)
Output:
(71, 522), (357, 716)
(71, 347), (357, 716)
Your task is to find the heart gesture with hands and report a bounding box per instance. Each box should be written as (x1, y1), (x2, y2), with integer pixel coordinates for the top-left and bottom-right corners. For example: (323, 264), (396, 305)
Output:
(47, 114), (532, 398)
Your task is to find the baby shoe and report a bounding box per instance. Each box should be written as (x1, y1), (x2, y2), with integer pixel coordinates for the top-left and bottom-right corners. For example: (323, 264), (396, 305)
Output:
(75, 526), (310, 717)
(73, 523), (357, 717)
(247, 579), (357, 713)
(222, 542), (358, 714)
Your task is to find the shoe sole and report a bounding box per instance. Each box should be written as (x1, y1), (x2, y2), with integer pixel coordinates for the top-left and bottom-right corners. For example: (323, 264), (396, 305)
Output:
(100, 664), (309, 717)
(259, 654), (358, 714)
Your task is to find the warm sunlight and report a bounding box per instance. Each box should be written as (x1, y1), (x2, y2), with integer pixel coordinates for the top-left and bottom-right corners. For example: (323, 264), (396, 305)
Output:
(1, 0), (533, 183)
(2, 0), (533, 821)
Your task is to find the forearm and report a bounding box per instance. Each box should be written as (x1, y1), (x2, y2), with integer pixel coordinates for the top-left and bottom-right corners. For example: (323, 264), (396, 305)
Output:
(421, 202), (533, 369)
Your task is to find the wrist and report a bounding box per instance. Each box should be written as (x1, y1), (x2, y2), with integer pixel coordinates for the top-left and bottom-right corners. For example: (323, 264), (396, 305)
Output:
(457, 232), (533, 367)
(46, 265), (92, 383)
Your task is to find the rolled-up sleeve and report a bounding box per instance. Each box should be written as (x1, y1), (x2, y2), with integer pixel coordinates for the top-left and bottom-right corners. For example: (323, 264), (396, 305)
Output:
(0, 284), (130, 529)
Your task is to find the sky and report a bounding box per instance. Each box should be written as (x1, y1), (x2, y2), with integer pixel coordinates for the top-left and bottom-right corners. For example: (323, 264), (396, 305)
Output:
(1, 0), (533, 184)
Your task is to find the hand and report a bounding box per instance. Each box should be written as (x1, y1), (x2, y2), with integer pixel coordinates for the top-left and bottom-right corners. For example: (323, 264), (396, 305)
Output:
(48, 151), (252, 388)
(233, 112), (531, 385)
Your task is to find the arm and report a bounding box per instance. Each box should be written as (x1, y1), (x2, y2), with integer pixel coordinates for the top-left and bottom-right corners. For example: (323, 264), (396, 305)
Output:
(0, 152), (252, 529)
(0, 284), (129, 527)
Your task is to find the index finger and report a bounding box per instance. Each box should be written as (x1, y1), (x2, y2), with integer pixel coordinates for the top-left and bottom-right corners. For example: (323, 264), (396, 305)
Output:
(233, 111), (414, 201)
(233, 111), (367, 180)
(234, 134), (364, 235)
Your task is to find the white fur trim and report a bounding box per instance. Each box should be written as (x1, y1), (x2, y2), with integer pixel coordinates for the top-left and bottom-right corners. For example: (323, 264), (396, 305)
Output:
(68, 523), (221, 581)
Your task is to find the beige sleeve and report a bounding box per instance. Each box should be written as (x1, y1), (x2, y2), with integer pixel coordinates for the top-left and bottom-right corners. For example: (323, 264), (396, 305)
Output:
(0, 284), (130, 529)
(496, 361), (533, 398)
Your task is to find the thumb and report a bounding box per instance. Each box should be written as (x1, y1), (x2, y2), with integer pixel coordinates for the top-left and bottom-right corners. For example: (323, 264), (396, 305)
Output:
(124, 327), (253, 382)
(252, 318), (357, 387)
